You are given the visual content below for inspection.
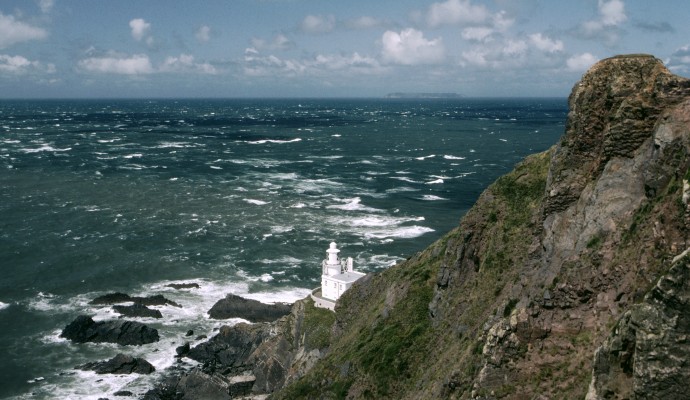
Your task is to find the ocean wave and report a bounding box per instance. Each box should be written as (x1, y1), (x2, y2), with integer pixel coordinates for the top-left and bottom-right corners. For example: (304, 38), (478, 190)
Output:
(425, 178), (444, 184)
(326, 197), (382, 212)
(246, 138), (302, 145)
(421, 195), (448, 201)
(390, 176), (422, 184)
(0, 301), (9, 310)
(443, 155), (466, 160)
(415, 154), (436, 160)
(20, 144), (72, 153)
(363, 225), (434, 240)
(244, 198), (269, 205)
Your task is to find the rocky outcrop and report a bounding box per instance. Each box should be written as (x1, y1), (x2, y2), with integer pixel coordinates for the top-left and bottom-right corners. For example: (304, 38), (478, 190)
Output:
(146, 297), (334, 398)
(113, 304), (163, 319)
(207, 293), (292, 322)
(60, 315), (159, 345)
(165, 282), (200, 290)
(586, 250), (690, 400)
(90, 292), (181, 307)
(266, 55), (690, 399)
(78, 353), (155, 374)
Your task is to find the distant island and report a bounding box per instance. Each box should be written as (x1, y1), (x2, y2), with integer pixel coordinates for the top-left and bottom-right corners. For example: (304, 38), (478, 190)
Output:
(384, 92), (463, 99)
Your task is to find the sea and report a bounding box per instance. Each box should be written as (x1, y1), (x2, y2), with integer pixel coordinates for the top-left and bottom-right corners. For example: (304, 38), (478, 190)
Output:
(0, 98), (567, 399)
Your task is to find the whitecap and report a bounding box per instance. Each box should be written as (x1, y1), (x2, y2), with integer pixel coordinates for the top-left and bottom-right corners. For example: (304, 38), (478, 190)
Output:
(363, 225), (434, 240)
(326, 197), (382, 212)
(122, 153), (143, 159)
(20, 144), (72, 153)
(0, 301), (9, 310)
(243, 199), (269, 205)
(247, 138), (302, 145)
(443, 155), (466, 160)
(260, 274), (274, 282)
(421, 195), (448, 201)
(209, 165), (222, 170)
(415, 154), (436, 160)
(425, 179), (444, 184)
(390, 176), (422, 184)
(499, 138), (508, 142)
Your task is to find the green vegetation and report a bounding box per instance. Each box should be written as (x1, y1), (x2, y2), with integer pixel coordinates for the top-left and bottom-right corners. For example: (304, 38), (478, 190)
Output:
(302, 298), (336, 350)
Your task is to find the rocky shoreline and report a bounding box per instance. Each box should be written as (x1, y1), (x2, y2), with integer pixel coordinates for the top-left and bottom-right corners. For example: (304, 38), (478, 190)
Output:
(58, 284), (306, 399)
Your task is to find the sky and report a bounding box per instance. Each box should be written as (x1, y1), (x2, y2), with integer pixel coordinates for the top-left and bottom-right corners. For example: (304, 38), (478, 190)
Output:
(1, 0), (690, 98)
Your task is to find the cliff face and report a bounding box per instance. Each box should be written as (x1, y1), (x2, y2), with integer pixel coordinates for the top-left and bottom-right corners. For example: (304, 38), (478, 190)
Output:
(272, 55), (690, 399)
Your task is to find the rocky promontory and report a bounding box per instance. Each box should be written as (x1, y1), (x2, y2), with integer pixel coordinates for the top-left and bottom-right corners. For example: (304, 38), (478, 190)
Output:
(141, 54), (690, 399)
(208, 293), (292, 322)
(60, 315), (159, 346)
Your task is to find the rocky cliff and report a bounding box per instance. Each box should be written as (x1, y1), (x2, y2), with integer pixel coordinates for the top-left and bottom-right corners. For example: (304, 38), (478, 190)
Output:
(145, 54), (690, 399)
(272, 54), (690, 399)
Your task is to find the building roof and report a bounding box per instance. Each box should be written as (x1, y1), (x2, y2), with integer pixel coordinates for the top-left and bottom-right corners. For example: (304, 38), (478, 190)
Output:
(324, 271), (366, 284)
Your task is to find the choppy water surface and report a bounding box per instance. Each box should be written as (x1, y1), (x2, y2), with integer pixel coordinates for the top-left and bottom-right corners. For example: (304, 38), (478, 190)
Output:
(0, 98), (566, 398)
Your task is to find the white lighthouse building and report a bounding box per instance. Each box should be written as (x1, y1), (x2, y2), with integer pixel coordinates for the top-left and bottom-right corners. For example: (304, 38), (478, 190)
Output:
(311, 242), (365, 311)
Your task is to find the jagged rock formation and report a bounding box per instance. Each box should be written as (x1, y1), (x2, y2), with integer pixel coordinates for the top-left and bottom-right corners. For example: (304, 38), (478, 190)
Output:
(78, 353), (155, 374)
(207, 293), (292, 322)
(144, 297), (334, 399)
(60, 315), (159, 345)
(269, 54), (690, 399)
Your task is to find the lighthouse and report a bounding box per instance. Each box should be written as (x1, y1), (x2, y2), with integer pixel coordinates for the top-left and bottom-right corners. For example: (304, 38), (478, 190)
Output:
(311, 242), (365, 311)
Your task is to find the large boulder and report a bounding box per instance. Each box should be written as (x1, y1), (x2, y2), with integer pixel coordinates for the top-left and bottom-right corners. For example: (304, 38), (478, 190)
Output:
(113, 304), (163, 319)
(78, 353), (155, 374)
(60, 315), (159, 345)
(90, 293), (181, 307)
(208, 294), (291, 322)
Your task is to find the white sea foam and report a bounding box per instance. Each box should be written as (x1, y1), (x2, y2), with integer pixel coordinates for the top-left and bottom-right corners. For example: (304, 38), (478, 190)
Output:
(157, 141), (189, 148)
(246, 138), (302, 145)
(20, 144), (72, 153)
(326, 197), (382, 212)
(425, 178), (444, 184)
(122, 153), (143, 159)
(0, 301), (9, 310)
(443, 155), (466, 160)
(210, 165), (222, 170)
(421, 195), (448, 201)
(363, 225), (434, 240)
(415, 154), (436, 160)
(390, 176), (422, 184)
(386, 186), (419, 193)
(244, 199), (269, 205)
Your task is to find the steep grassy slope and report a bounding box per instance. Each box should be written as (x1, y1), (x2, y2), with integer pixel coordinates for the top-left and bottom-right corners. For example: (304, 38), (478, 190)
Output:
(273, 55), (690, 399)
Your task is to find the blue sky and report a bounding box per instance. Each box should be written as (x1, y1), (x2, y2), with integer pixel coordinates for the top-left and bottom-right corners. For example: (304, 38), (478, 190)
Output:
(1, 0), (689, 98)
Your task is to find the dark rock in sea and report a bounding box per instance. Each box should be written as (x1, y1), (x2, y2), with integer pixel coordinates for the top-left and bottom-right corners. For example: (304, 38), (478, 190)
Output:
(60, 315), (159, 345)
(165, 283), (200, 290)
(78, 353), (155, 374)
(208, 294), (292, 322)
(90, 293), (181, 308)
(113, 304), (163, 319)
(185, 329), (193, 336)
(186, 323), (270, 374)
(196, 334), (207, 340)
(142, 370), (232, 400)
(176, 342), (190, 357)
(113, 390), (134, 397)
(89, 292), (131, 305)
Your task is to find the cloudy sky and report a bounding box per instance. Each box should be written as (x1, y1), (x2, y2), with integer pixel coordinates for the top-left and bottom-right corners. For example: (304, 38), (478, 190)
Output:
(2, 0), (690, 98)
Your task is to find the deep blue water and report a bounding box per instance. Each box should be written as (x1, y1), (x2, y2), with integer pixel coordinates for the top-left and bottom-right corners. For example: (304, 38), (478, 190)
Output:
(0, 98), (566, 399)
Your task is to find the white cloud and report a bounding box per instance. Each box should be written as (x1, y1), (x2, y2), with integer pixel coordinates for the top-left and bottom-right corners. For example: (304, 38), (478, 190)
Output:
(578, 0), (627, 43)
(195, 25), (211, 43)
(529, 33), (563, 53)
(599, 0), (627, 26)
(0, 54), (54, 73)
(567, 53), (598, 71)
(461, 27), (494, 42)
(78, 54), (154, 75)
(300, 14), (335, 34)
(0, 13), (48, 49)
(251, 34), (293, 51)
(666, 45), (690, 74)
(426, 0), (490, 27)
(242, 48), (383, 78)
(39, 0), (54, 14)
(160, 54), (217, 74)
(345, 16), (386, 30)
(381, 28), (445, 65)
(129, 18), (151, 41)
(461, 49), (489, 66)
(503, 39), (528, 56)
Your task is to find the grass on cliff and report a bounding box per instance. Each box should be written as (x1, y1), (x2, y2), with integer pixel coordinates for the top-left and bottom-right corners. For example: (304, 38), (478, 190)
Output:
(302, 298), (336, 350)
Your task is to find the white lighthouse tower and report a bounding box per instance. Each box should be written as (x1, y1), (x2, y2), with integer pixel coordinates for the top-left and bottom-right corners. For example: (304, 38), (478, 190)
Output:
(311, 242), (365, 310)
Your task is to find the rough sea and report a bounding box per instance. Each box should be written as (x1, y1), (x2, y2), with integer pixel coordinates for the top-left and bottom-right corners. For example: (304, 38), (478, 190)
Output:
(0, 98), (566, 399)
